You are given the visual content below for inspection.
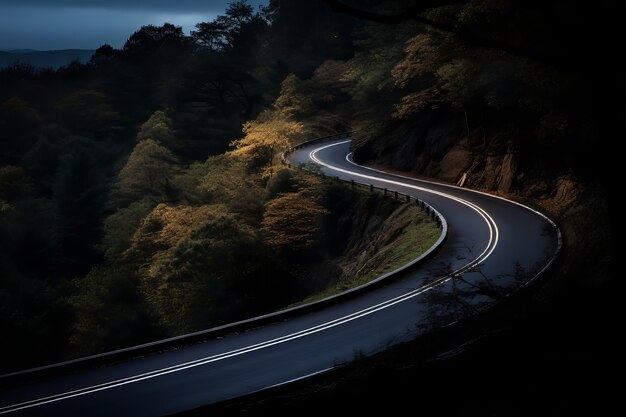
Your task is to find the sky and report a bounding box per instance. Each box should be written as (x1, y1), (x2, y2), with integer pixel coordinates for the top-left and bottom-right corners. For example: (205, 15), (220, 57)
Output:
(0, 0), (266, 51)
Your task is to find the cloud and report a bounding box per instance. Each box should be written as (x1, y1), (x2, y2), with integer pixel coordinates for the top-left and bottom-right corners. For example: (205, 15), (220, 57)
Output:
(0, 1), (265, 13)
(0, 1), (267, 50)
(0, 7), (214, 50)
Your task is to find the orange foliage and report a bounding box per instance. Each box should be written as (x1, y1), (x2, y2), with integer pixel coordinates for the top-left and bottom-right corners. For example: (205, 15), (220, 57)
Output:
(391, 34), (439, 88)
(261, 192), (327, 252)
(393, 86), (441, 118)
(230, 109), (304, 178)
(127, 203), (229, 261)
(313, 59), (349, 87)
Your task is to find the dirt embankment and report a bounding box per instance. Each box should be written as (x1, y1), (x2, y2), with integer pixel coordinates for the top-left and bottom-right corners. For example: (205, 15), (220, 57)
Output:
(295, 187), (439, 299)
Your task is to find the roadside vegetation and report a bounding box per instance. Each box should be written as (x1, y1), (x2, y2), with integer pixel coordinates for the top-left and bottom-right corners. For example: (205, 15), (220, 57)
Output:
(297, 202), (439, 305)
(0, 0), (617, 394)
(0, 0), (441, 371)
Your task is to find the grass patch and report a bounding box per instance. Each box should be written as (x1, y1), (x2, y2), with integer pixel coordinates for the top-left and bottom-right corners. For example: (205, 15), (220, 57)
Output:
(295, 203), (440, 305)
(356, 205), (440, 282)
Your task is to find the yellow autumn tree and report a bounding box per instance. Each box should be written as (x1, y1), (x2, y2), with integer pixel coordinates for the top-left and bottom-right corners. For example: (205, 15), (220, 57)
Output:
(127, 203), (264, 333)
(230, 109), (304, 179)
(126, 203), (227, 264)
(195, 155), (264, 225)
(391, 33), (446, 118)
(274, 74), (313, 116)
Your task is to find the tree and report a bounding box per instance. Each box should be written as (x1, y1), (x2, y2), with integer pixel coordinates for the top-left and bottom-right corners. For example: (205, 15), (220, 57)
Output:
(68, 263), (153, 357)
(129, 204), (266, 332)
(112, 139), (179, 206)
(137, 111), (176, 144)
(123, 23), (191, 54)
(51, 141), (111, 276)
(54, 90), (120, 137)
(313, 60), (349, 89)
(320, 0), (562, 65)
(192, 0), (259, 52)
(261, 0), (357, 78)
(230, 109), (304, 179)
(89, 44), (118, 66)
(192, 20), (228, 51)
(392, 33), (441, 89)
(274, 74), (314, 116)
(390, 32), (449, 118)
(195, 155), (264, 224)
(261, 191), (327, 254)
(0, 165), (33, 202)
(0, 97), (41, 163)
(224, 0), (255, 26)
(99, 198), (155, 261)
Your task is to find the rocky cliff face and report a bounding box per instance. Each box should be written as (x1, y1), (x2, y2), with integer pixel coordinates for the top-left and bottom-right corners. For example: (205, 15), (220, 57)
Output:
(352, 111), (580, 218)
(351, 110), (613, 297)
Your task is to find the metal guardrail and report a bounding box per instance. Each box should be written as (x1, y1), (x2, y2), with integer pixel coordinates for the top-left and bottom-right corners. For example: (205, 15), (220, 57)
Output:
(0, 132), (448, 385)
(281, 132), (446, 231)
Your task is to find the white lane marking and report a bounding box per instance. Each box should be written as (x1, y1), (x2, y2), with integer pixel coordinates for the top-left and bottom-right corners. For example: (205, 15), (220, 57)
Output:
(0, 275), (447, 414)
(340, 140), (558, 230)
(309, 141), (499, 267)
(0, 141), (499, 415)
(339, 139), (561, 287)
(257, 367), (334, 391)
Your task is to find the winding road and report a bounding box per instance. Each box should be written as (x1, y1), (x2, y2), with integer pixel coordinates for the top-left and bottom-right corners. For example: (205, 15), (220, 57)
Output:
(0, 138), (559, 416)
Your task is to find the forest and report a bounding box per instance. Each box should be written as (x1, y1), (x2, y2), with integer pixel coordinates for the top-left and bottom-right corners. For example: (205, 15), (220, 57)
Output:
(0, 0), (436, 371)
(0, 1), (621, 409)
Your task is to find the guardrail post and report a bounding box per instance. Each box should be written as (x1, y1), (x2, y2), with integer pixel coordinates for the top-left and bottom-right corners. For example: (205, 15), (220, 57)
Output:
(384, 188), (387, 196)
(406, 195), (410, 202)
(370, 184), (374, 192)
(394, 191), (398, 200)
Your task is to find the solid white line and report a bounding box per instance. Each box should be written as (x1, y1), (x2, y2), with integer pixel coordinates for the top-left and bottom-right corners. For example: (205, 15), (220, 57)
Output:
(261, 367), (334, 391)
(340, 137), (561, 289)
(0, 279), (444, 414)
(340, 140), (558, 230)
(0, 270), (456, 413)
(0, 140), (500, 415)
(309, 141), (499, 268)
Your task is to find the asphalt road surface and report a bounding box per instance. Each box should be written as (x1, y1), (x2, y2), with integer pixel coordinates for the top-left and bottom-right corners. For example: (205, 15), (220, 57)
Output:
(0, 139), (559, 416)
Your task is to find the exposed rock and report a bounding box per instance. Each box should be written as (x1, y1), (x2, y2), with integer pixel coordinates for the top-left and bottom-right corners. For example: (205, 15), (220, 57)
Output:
(438, 141), (472, 183)
(355, 117), (523, 195)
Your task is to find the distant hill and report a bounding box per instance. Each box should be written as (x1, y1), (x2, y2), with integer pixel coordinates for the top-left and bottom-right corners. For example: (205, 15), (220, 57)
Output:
(0, 49), (95, 69)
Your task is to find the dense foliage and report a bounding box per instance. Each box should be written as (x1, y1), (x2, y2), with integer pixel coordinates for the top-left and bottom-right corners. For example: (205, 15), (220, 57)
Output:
(0, 0), (362, 371)
(0, 0), (619, 377)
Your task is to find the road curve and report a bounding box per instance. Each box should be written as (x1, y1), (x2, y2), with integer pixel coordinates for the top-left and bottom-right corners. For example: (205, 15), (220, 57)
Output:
(0, 139), (559, 416)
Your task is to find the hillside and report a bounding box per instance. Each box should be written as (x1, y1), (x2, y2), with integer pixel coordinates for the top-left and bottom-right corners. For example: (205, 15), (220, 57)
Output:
(0, 49), (95, 69)
(0, 0), (622, 414)
(0, 2), (432, 372)
(203, 1), (623, 414)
